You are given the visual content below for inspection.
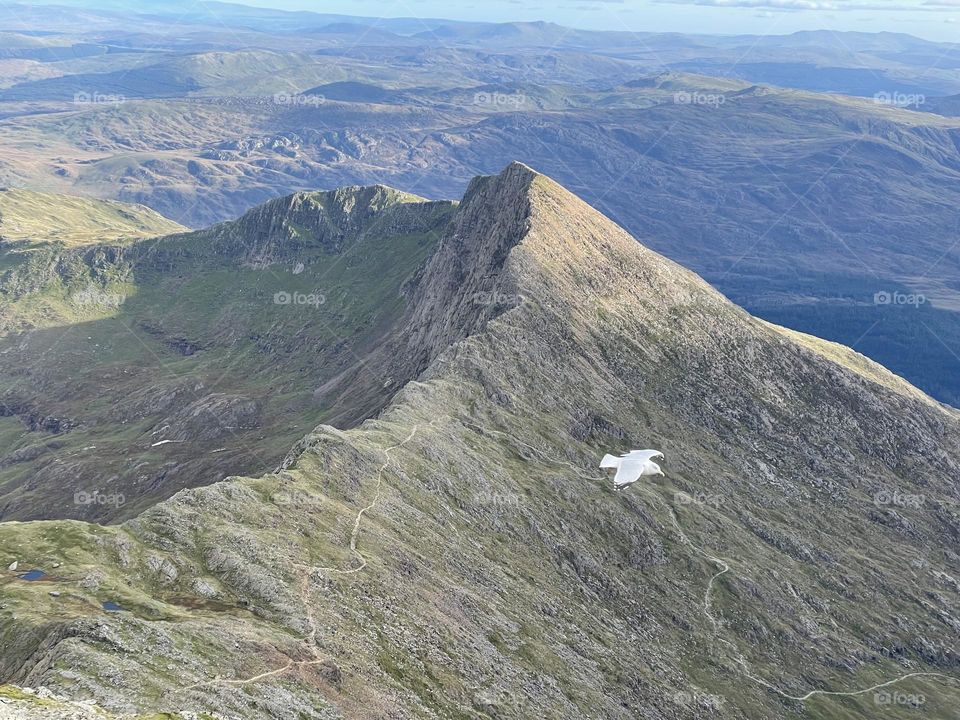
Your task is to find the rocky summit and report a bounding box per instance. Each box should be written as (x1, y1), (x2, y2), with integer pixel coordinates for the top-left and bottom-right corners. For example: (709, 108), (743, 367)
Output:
(1, 163), (959, 719)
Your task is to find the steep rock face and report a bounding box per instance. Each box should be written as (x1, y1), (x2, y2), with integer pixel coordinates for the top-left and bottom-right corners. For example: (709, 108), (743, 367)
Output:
(1, 164), (959, 720)
(386, 162), (534, 386)
(306, 166), (533, 424)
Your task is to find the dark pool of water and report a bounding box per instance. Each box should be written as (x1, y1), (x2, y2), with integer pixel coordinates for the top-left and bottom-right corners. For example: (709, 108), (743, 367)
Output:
(102, 601), (125, 612)
(17, 569), (46, 581)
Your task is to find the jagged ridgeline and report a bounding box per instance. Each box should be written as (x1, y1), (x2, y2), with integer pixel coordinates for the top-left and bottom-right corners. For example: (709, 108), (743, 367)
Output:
(0, 185), (456, 521)
(1, 164), (959, 719)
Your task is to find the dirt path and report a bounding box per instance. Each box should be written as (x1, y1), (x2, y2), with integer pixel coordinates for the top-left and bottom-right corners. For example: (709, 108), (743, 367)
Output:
(180, 422), (424, 693)
(178, 417), (958, 707)
(463, 413), (960, 706)
(314, 423), (422, 576)
(665, 503), (959, 703)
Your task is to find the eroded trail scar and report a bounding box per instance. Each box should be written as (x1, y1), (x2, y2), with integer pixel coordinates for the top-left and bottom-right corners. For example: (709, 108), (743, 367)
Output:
(181, 424), (423, 694)
(315, 423), (422, 576)
(182, 659), (327, 691)
(667, 507), (729, 632)
(667, 504), (959, 703)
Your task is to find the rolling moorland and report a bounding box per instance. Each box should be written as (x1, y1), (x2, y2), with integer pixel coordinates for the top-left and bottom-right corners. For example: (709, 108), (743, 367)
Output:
(1, 3), (960, 408)
(1, 162), (959, 719)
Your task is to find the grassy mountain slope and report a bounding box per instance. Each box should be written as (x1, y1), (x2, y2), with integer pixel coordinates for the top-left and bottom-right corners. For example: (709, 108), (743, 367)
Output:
(0, 186), (457, 522)
(0, 164), (957, 719)
(0, 188), (185, 246)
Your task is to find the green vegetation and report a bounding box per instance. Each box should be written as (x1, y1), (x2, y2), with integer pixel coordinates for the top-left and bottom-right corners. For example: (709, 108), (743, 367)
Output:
(0, 187), (456, 522)
(0, 188), (185, 247)
(1, 165), (958, 720)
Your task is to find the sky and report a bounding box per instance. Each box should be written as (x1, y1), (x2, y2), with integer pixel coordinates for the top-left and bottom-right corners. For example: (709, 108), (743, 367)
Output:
(235, 0), (960, 42)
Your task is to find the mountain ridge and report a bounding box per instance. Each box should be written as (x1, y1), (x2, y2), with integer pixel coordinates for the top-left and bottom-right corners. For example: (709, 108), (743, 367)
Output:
(0, 188), (186, 247)
(0, 182), (457, 522)
(1, 164), (959, 718)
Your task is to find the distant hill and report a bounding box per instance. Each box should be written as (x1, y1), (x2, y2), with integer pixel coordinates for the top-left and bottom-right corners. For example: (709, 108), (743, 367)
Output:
(5, 70), (960, 405)
(0, 187), (184, 246)
(926, 93), (960, 117)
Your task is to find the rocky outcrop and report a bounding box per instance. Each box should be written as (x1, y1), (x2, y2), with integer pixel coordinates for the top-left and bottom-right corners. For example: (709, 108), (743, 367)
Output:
(390, 162), (533, 378)
(166, 185), (456, 266)
(0, 184), (459, 523)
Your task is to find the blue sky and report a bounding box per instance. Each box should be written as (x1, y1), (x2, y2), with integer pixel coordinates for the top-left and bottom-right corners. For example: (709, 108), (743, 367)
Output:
(246, 0), (960, 42)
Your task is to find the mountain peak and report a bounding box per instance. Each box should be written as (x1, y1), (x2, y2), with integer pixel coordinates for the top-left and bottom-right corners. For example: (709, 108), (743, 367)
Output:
(380, 160), (724, 396)
(501, 159), (540, 176)
(241, 183), (430, 231)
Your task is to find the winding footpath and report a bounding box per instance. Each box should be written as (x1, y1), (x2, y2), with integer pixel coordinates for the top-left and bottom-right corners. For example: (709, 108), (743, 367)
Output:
(181, 423), (424, 693)
(665, 504), (959, 704)
(314, 423), (422, 576)
(179, 416), (958, 708)
(461, 411), (960, 706)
